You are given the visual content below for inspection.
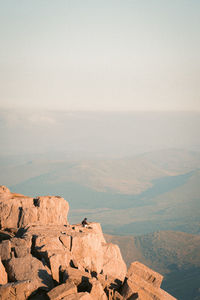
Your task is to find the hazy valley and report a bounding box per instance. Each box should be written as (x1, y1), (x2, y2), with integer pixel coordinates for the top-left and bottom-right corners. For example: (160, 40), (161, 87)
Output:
(1, 148), (199, 237)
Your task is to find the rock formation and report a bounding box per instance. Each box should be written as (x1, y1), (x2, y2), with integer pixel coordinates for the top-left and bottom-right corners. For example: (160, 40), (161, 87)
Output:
(0, 186), (176, 299)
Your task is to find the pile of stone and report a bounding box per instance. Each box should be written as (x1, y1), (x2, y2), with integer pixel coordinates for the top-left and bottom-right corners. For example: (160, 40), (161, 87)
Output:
(0, 186), (176, 300)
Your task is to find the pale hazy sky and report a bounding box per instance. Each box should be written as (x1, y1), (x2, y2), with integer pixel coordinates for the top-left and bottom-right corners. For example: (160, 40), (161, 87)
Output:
(0, 0), (200, 111)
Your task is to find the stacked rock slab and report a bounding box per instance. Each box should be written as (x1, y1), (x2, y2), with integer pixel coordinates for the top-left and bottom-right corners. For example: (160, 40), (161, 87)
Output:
(121, 261), (177, 299)
(0, 186), (176, 299)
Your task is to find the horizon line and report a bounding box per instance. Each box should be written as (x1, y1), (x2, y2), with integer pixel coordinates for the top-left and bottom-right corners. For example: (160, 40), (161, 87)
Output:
(0, 106), (200, 114)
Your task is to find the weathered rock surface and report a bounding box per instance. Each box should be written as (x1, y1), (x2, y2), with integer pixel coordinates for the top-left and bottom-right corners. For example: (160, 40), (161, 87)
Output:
(65, 292), (93, 300)
(121, 262), (177, 300)
(0, 239), (11, 260)
(5, 254), (54, 290)
(0, 280), (37, 300)
(11, 237), (32, 258)
(47, 281), (77, 299)
(0, 186), (69, 228)
(127, 261), (163, 288)
(89, 278), (107, 300)
(102, 242), (127, 281)
(64, 267), (92, 286)
(0, 186), (177, 300)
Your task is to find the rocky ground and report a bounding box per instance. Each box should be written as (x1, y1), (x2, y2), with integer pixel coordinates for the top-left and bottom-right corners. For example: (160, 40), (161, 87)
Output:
(0, 186), (176, 299)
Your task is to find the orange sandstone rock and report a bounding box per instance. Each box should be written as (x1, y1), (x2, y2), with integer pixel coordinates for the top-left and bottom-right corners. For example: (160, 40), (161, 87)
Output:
(0, 240), (11, 261)
(64, 292), (93, 300)
(89, 278), (107, 300)
(102, 243), (127, 281)
(121, 263), (177, 300)
(0, 187), (69, 229)
(47, 281), (77, 300)
(127, 261), (163, 288)
(0, 280), (35, 300)
(6, 254), (54, 290)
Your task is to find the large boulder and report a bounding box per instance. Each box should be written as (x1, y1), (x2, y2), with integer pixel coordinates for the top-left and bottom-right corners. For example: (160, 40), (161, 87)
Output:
(64, 267), (92, 287)
(89, 278), (107, 300)
(0, 186), (69, 229)
(71, 231), (104, 273)
(121, 262), (177, 300)
(47, 281), (77, 300)
(127, 261), (163, 288)
(0, 240), (11, 261)
(102, 243), (127, 281)
(10, 237), (32, 258)
(49, 252), (70, 282)
(5, 254), (54, 290)
(0, 280), (35, 300)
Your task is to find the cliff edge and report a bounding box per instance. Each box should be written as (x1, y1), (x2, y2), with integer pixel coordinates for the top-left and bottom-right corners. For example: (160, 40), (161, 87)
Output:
(0, 186), (176, 300)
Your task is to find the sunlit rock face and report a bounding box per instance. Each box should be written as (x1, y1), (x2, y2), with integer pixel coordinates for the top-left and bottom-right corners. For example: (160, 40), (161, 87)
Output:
(0, 186), (69, 228)
(121, 261), (177, 300)
(0, 186), (176, 300)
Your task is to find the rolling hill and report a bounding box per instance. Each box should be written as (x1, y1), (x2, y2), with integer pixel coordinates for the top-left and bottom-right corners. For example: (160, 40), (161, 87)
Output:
(1, 148), (200, 195)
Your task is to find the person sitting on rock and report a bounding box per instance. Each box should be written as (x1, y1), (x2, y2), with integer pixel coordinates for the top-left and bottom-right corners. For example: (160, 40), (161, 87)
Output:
(82, 217), (88, 227)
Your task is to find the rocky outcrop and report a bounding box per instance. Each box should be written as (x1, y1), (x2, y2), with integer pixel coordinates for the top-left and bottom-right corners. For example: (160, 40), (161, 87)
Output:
(0, 186), (69, 228)
(126, 261), (163, 288)
(121, 262), (176, 299)
(0, 186), (176, 299)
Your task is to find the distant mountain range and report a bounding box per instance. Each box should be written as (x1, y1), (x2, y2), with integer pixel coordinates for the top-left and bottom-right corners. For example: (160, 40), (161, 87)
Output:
(105, 230), (200, 300)
(1, 148), (200, 194)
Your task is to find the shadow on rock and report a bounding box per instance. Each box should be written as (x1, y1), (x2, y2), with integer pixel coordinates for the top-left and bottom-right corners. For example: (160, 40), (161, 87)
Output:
(38, 269), (54, 289)
(78, 276), (92, 293)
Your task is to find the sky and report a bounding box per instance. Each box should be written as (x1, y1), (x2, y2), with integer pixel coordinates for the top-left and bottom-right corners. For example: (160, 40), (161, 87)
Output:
(0, 0), (200, 111)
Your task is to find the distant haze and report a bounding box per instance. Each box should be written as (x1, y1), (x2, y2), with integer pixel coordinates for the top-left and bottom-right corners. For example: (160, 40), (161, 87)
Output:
(0, 110), (199, 157)
(0, 0), (200, 111)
